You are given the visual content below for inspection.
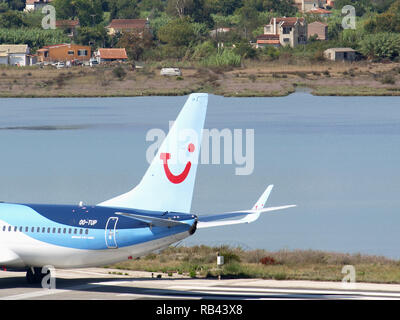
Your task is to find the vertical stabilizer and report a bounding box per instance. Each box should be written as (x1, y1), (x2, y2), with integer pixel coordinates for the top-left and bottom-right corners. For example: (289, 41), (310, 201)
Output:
(98, 93), (208, 213)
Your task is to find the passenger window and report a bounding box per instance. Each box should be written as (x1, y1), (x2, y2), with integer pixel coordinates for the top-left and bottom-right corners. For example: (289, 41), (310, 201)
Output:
(31, 227), (34, 232)
(14, 226), (17, 232)
(79, 229), (83, 234)
(63, 228), (66, 234)
(42, 227), (45, 233)
(47, 227), (50, 233)
(85, 229), (89, 235)
(2, 226), (5, 231)
(74, 229), (77, 234)
(68, 228), (72, 234)
(52, 227), (56, 233)
(19, 226), (23, 232)
(37, 227), (40, 233)
(25, 227), (28, 232)
(8, 226), (11, 232)
(58, 228), (61, 233)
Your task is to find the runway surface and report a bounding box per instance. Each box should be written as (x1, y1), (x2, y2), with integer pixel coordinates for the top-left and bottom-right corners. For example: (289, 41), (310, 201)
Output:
(1, 268), (400, 300)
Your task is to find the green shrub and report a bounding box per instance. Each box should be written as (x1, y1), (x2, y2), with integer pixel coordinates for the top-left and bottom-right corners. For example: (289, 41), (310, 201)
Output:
(233, 40), (256, 59)
(273, 273), (287, 280)
(200, 49), (241, 68)
(359, 32), (400, 60)
(112, 65), (127, 80)
(219, 250), (241, 264)
(260, 46), (280, 60)
(380, 74), (396, 84)
(189, 270), (197, 278)
(0, 28), (69, 51)
(191, 41), (216, 60)
(223, 262), (242, 275)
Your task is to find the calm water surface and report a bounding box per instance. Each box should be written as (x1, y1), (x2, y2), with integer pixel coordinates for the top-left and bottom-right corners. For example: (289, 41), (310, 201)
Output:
(0, 92), (399, 258)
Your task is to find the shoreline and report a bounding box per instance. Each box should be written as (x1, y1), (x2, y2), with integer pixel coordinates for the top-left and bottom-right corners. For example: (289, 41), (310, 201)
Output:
(0, 61), (399, 98)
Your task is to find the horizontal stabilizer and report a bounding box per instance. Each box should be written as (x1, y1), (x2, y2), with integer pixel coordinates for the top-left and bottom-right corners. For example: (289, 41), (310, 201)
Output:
(115, 212), (190, 228)
(197, 185), (296, 229)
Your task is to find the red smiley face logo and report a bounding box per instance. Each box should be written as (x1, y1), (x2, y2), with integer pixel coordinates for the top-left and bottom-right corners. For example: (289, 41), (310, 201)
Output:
(160, 143), (195, 184)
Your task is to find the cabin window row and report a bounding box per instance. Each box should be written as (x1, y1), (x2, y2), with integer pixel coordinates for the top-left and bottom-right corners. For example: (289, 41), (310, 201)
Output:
(1, 225), (89, 235)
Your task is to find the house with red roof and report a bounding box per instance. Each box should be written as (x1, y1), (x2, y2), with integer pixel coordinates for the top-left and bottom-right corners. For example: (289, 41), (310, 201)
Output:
(308, 8), (332, 17)
(94, 48), (128, 64)
(106, 19), (150, 36)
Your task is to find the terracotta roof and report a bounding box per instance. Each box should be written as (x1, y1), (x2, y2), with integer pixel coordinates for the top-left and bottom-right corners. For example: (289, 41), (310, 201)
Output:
(97, 48), (128, 59)
(107, 19), (148, 30)
(308, 8), (332, 14)
(275, 17), (305, 22)
(257, 39), (280, 45)
(56, 19), (80, 27)
(256, 34), (280, 40)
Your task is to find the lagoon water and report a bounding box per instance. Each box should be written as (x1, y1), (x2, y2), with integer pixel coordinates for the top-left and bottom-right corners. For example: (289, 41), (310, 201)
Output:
(0, 92), (399, 258)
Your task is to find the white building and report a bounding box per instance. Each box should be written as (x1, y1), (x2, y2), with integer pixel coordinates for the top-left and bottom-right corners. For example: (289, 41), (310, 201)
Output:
(262, 17), (307, 48)
(323, 48), (356, 62)
(0, 45), (30, 66)
(24, 0), (53, 12)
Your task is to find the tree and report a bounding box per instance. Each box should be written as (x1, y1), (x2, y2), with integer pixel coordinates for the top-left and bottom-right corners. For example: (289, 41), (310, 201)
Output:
(109, 0), (140, 19)
(116, 30), (153, 60)
(157, 17), (195, 47)
(166, 0), (193, 18)
(2, 0), (25, 11)
(52, 0), (77, 19)
(333, 0), (372, 17)
(236, 5), (259, 39)
(213, 0), (243, 16)
(0, 10), (25, 28)
(53, 0), (104, 26)
(74, 0), (104, 27)
(233, 39), (256, 58)
(359, 32), (400, 60)
(263, 0), (297, 16)
(75, 25), (110, 49)
(138, 0), (165, 12)
(364, 0), (400, 33)
(0, 28), (69, 51)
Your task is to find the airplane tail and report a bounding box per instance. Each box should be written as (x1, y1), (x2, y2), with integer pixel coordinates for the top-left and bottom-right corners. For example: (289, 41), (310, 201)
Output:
(98, 93), (208, 213)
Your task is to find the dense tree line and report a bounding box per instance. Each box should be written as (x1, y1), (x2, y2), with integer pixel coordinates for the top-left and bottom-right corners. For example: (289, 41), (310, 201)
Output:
(0, 0), (400, 61)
